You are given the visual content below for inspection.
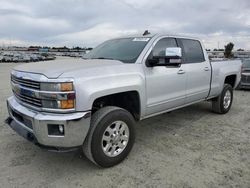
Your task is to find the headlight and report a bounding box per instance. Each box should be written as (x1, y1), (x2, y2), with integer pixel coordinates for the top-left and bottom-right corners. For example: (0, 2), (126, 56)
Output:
(42, 99), (75, 109)
(40, 82), (74, 92)
(40, 82), (75, 110)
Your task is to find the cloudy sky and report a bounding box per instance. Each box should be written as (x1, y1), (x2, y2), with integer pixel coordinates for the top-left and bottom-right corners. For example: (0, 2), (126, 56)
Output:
(0, 0), (249, 49)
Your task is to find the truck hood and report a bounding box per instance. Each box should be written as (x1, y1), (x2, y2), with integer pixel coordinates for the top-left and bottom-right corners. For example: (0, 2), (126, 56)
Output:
(13, 58), (123, 78)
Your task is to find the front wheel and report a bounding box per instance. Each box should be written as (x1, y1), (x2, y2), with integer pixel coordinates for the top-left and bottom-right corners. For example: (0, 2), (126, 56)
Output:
(212, 84), (233, 114)
(83, 106), (136, 167)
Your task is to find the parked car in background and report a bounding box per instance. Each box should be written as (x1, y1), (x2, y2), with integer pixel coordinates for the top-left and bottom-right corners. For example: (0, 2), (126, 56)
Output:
(38, 55), (46, 61)
(30, 54), (39, 62)
(0, 51), (58, 63)
(19, 54), (31, 63)
(239, 59), (250, 89)
(2, 54), (14, 62)
(45, 55), (56, 60)
(13, 53), (23, 62)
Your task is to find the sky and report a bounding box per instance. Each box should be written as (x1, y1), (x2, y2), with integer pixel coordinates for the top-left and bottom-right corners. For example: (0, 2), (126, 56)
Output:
(0, 0), (249, 49)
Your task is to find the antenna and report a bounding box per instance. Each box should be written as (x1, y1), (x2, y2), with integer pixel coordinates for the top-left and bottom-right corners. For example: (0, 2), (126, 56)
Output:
(143, 30), (150, 36)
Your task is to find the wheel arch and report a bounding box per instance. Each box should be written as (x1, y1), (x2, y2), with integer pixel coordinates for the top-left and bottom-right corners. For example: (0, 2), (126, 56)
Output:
(224, 74), (237, 88)
(91, 90), (141, 121)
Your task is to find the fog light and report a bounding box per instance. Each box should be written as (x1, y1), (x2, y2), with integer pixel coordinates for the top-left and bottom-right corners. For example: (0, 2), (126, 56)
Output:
(59, 125), (64, 133)
(48, 124), (64, 136)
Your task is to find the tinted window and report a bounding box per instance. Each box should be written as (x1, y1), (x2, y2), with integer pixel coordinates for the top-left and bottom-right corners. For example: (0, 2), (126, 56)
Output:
(83, 38), (150, 63)
(181, 39), (205, 63)
(152, 38), (177, 57)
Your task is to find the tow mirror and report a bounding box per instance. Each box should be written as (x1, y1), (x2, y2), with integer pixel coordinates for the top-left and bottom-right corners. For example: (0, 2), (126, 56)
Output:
(146, 47), (182, 67)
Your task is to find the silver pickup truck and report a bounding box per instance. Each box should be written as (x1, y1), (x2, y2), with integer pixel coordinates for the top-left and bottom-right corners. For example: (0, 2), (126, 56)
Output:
(6, 34), (241, 167)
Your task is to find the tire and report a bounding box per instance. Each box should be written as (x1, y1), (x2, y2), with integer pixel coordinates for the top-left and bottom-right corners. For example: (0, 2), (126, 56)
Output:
(212, 84), (233, 114)
(83, 106), (136, 168)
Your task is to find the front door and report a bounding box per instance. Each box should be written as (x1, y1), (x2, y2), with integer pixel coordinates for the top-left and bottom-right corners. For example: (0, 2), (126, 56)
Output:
(144, 37), (187, 116)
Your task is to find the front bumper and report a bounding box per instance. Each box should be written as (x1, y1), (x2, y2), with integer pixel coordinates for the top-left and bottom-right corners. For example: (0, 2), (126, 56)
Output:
(240, 82), (250, 89)
(6, 96), (91, 150)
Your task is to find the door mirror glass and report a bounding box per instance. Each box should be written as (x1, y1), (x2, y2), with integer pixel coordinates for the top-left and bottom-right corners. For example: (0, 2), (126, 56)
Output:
(165, 47), (182, 58)
(165, 47), (182, 64)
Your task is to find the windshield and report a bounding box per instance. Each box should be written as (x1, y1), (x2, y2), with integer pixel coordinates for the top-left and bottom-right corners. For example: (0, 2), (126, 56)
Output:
(243, 59), (250, 68)
(83, 37), (151, 63)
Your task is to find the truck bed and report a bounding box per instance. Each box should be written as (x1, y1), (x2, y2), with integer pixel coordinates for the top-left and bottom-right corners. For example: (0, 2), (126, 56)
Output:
(209, 60), (242, 98)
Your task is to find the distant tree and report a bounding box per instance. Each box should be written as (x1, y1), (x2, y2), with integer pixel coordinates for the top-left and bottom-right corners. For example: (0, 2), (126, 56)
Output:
(213, 48), (217, 51)
(143, 30), (150, 36)
(42, 46), (50, 49)
(206, 49), (211, 51)
(29, 46), (41, 48)
(73, 46), (82, 50)
(224, 42), (234, 58)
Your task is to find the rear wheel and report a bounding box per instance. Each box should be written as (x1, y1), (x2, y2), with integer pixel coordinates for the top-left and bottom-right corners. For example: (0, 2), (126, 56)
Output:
(83, 106), (136, 167)
(212, 84), (233, 114)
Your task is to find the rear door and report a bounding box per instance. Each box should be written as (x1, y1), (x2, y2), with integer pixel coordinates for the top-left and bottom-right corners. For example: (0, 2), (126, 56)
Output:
(177, 38), (211, 104)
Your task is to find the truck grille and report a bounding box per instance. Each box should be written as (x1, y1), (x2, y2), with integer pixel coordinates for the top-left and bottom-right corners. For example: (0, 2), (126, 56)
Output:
(11, 71), (75, 113)
(14, 91), (42, 107)
(11, 75), (40, 90)
(11, 75), (42, 108)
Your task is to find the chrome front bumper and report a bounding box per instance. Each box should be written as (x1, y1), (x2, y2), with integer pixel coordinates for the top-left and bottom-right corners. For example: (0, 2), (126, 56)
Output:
(241, 83), (250, 89)
(6, 96), (91, 150)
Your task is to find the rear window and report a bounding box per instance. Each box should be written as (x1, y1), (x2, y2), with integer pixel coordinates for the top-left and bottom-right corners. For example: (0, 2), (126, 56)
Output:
(181, 39), (205, 63)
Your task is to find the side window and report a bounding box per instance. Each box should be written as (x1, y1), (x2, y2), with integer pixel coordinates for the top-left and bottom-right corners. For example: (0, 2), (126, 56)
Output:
(180, 39), (205, 63)
(152, 38), (177, 57)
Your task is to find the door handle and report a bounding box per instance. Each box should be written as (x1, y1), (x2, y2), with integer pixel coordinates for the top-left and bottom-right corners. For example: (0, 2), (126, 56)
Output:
(204, 67), (210, 71)
(177, 69), (185, 74)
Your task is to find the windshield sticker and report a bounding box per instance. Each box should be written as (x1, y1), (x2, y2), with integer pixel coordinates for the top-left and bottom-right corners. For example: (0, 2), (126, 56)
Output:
(132, 38), (150, 42)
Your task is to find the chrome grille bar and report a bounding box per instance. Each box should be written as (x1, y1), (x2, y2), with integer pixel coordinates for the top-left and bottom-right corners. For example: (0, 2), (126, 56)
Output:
(11, 75), (40, 89)
(14, 92), (42, 107)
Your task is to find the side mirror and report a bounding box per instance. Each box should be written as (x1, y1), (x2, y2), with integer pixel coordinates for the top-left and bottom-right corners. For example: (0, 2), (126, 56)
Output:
(165, 47), (182, 64)
(146, 58), (158, 67)
(146, 47), (182, 67)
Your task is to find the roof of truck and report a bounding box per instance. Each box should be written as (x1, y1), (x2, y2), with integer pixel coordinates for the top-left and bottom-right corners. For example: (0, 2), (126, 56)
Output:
(114, 33), (201, 41)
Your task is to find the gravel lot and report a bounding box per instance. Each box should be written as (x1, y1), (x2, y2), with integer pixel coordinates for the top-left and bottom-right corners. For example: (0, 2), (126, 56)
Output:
(0, 62), (250, 188)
